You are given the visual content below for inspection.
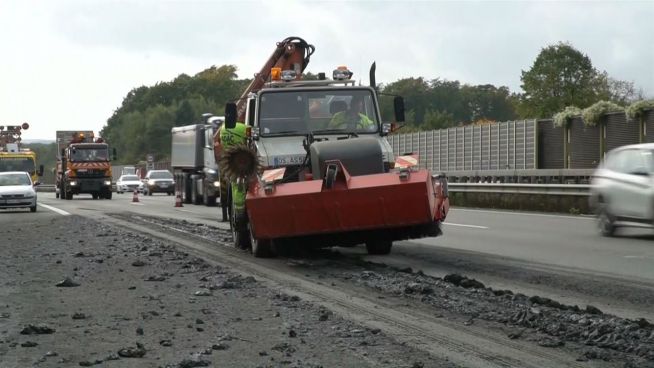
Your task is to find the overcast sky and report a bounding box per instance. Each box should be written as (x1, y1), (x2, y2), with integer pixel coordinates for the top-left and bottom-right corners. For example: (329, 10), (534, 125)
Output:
(1, 0), (653, 140)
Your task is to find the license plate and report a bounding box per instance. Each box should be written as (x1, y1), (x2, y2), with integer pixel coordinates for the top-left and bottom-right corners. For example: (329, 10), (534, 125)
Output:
(7, 199), (24, 204)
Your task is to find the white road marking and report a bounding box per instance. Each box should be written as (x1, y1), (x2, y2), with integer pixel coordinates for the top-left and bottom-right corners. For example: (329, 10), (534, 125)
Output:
(129, 202), (144, 206)
(624, 255), (653, 260)
(39, 203), (71, 216)
(177, 209), (192, 213)
(451, 208), (594, 220)
(443, 222), (488, 229)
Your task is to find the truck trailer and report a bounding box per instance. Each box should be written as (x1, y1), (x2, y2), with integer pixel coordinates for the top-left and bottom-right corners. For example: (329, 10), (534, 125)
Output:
(171, 115), (223, 206)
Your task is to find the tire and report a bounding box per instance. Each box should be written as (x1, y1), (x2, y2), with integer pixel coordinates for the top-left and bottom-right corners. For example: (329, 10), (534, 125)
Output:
(365, 240), (393, 255)
(597, 204), (616, 237)
(192, 178), (202, 205)
(183, 175), (192, 204)
(30, 205), (37, 213)
(203, 186), (217, 207)
(249, 222), (274, 258)
(59, 185), (65, 200)
(55, 190), (59, 199)
(65, 191), (73, 200)
(92, 193), (98, 200)
(230, 213), (251, 250)
(229, 187), (251, 250)
(105, 191), (112, 200)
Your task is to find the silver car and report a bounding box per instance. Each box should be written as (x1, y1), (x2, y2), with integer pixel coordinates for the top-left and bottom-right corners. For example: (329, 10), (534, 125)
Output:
(590, 143), (654, 236)
(0, 171), (38, 212)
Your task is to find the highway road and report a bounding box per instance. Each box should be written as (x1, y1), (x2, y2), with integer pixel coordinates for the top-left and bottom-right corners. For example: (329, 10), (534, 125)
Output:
(8, 191), (654, 318)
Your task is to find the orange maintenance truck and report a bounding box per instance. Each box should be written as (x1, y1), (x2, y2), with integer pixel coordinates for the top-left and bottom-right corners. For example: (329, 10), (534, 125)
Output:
(216, 37), (449, 257)
(56, 131), (115, 200)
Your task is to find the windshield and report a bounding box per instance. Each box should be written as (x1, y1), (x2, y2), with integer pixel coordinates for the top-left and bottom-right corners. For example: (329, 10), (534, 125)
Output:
(121, 175), (139, 181)
(149, 171), (172, 179)
(258, 89), (379, 136)
(0, 172), (31, 186)
(0, 157), (36, 173)
(70, 147), (109, 162)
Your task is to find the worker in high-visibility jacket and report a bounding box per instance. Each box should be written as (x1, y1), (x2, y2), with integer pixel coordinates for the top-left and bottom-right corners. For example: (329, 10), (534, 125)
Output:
(218, 122), (248, 222)
(328, 94), (375, 131)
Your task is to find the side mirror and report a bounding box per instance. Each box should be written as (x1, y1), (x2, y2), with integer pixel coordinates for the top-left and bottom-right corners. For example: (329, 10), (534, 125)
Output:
(112, 148), (117, 161)
(225, 103), (237, 129)
(33, 181), (41, 186)
(393, 96), (405, 123)
(38, 165), (44, 176)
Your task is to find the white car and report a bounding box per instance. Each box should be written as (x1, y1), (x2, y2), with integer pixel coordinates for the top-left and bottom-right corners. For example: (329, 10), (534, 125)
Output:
(590, 143), (654, 236)
(116, 174), (144, 194)
(0, 171), (38, 212)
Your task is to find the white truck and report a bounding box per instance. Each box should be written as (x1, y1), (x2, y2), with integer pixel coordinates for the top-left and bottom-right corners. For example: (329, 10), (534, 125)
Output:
(171, 114), (223, 206)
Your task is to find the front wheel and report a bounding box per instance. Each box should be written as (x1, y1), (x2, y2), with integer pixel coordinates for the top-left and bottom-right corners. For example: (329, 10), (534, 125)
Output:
(365, 240), (392, 255)
(597, 204), (616, 237)
(30, 205), (37, 213)
(229, 187), (250, 250)
(249, 222), (274, 258)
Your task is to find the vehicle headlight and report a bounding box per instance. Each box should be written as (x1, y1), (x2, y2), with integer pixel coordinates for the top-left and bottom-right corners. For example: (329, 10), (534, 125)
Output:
(148, 180), (155, 185)
(70, 181), (77, 186)
(104, 180), (112, 186)
(207, 169), (217, 175)
(213, 181), (220, 188)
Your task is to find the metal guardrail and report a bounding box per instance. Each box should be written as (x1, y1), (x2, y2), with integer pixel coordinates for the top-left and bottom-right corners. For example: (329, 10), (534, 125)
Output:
(37, 183), (591, 197)
(36, 185), (55, 192)
(444, 169), (595, 184)
(448, 182), (591, 196)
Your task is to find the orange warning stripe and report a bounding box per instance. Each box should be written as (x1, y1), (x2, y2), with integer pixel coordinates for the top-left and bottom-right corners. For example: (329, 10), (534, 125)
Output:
(395, 154), (419, 169)
(262, 168), (286, 183)
(70, 162), (110, 169)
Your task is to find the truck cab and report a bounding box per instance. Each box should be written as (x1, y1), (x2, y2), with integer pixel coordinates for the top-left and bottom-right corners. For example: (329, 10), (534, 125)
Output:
(244, 81), (396, 176)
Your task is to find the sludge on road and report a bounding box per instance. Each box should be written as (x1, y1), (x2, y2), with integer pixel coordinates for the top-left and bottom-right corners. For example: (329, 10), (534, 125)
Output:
(1, 209), (652, 367)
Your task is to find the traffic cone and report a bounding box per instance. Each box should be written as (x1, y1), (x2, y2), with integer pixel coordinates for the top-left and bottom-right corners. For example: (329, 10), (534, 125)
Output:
(174, 193), (183, 207)
(132, 189), (139, 203)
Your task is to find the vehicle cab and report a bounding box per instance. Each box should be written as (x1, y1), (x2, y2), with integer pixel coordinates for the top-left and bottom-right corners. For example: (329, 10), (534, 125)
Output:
(243, 77), (397, 175)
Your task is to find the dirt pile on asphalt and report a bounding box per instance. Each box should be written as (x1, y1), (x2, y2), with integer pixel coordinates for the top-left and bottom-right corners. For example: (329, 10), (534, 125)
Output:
(0, 215), (447, 368)
(343, 266), (654, 366)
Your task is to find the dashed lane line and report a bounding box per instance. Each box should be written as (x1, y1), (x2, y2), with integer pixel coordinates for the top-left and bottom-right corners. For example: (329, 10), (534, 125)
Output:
(443, 222), (489, 229)
(39, 203), (71, 216)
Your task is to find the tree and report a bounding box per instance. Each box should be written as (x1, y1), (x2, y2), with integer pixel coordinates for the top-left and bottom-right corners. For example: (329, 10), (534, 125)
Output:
(175, 100), (195, 125)
(607, 78), (643, 106)
(519, 42), (608, 118)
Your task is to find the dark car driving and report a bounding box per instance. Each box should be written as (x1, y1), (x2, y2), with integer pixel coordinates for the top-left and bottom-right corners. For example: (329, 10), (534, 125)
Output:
(143, 170), (175, 195)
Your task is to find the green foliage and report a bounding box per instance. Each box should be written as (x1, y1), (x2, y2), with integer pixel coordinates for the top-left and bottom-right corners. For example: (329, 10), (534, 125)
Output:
(519, 42), (609, 118)
(626, 99), (654, 120)
(378, 78), (516, 131)
(101, 65), (250, 164)
(581, 101), (624, 127)
(553, 106), (582, 128)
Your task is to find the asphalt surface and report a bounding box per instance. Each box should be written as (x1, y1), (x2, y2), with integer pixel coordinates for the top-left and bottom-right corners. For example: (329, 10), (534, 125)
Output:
(28, 192), (654, 282)
(16, 191), (654, 320)
(434, 208), (654, 282)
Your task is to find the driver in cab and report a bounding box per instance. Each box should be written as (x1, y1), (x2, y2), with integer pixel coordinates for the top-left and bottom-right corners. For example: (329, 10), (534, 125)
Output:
(328, 95), (375, 131)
